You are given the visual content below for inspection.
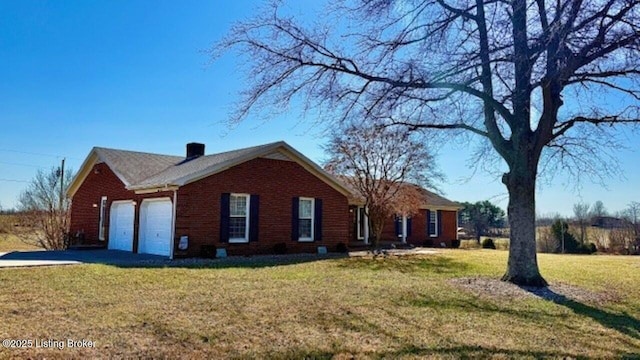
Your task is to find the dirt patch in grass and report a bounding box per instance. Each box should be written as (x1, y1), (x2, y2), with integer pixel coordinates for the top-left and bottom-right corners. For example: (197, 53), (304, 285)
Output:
(348, 248), (439, 257)
(449, 277), (619, 304)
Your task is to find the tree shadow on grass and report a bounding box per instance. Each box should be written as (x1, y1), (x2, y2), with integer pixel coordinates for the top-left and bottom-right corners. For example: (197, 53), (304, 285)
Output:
(407, 296), (567, 322)
(522, 286), (640, 341)
(335, 255), (468, 274)
(0, 249), (349, 270)
(270, 345), (639, 360)
(375, 344), (612, 359)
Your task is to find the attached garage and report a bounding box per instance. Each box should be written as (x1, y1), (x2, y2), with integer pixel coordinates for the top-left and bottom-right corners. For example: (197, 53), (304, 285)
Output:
(138, 198), (173, 257)
(108, 201), (135, 252)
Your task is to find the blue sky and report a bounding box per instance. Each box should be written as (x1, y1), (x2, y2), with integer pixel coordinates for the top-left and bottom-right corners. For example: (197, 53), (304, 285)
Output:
(1, 0), (638, 216)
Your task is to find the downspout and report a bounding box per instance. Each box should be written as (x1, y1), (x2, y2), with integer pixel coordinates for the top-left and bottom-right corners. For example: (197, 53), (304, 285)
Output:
(170, 189), (177, 260)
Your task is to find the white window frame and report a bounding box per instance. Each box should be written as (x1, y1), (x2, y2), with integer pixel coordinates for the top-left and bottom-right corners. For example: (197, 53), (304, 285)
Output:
(298, 197), (314, 242)
(356, 206), (365, 240)
(229, 193), (250, 243)
(429, 209), (438, 237)
(98, 196), (107, 241)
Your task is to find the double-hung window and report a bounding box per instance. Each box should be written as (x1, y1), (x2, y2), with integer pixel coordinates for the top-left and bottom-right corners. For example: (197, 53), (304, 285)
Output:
(98, 196), (108, 241)
(298, 197), (314, 241)
(429, 210), (438, 237)
(229, 194), (250, 243)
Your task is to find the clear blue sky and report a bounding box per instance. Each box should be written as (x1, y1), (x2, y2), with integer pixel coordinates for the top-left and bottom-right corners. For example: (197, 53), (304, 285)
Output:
(1, 0), (638, 216)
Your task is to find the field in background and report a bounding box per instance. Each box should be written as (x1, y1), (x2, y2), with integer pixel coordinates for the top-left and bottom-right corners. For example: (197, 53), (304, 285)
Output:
(0, 214), (41, 252)
(0, 234), (41, 252)
(0, 250), (638, 358)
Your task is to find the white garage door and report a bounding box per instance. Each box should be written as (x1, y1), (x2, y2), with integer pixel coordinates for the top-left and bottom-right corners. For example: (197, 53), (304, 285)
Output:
(108, 201), (134, 252)
(138, 198), (173, 257)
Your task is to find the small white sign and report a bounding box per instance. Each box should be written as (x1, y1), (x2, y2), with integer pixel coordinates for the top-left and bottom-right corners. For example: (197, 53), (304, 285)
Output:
(317, 246), (328, 255)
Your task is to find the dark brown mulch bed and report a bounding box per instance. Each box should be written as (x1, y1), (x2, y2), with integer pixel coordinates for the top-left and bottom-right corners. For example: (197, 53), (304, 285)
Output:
(449, 277), (619, 304)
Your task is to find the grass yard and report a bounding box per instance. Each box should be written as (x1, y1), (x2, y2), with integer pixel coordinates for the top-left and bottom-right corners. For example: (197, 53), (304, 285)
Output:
(0, 250), (639, 359)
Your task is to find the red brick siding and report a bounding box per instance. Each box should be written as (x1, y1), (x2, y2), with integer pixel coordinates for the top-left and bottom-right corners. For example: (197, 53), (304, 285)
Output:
(173, 157), (348, 256)
(349, 208), (457, 247)
(69, 162), (173, 251)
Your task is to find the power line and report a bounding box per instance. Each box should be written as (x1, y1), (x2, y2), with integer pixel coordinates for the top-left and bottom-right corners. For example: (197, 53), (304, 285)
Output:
(0, 178), (30, 183)
(0, 148), (63, 158)
(0, 161), (48, 169)
(0, 148), (82, 160)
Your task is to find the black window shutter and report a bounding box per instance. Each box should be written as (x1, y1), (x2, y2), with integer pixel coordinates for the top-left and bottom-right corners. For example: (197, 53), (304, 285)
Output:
(437, 210), (443, 237)
(426, 209), (431, 235)
(249, 194), (259, 242)
(291, 197), (299, 241)
(220, 193), (230, 243)
(407, 217), (412, 237)
(395, 215), (401, 237)
(314, 198), (323, 241)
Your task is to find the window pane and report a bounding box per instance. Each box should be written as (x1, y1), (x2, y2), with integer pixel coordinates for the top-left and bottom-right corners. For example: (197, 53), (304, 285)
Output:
(299, 199), (312, 218)
(230, 195), (247, 216)
(229, 217), (247, 239)
(358, 207), (365, 238)
(299, 219), (312, 238)
(429, 211), (437, 235)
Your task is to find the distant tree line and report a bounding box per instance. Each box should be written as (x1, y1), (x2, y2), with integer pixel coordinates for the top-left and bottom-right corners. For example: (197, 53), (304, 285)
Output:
(458, 201), (506, 242)
(537, 200), (640, 255)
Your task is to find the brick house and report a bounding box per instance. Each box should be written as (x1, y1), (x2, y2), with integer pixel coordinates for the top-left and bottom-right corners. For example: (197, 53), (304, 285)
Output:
(67, 141), (460, 258)
(345, 183), (461, 248)
(67, 142), (352, 257)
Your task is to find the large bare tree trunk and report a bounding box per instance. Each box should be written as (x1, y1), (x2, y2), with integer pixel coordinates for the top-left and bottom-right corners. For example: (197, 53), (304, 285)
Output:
(501, 165), (547, 286)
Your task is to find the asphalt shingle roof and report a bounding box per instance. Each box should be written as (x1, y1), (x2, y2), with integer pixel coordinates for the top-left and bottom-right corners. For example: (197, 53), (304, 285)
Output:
(94, 142), (283, 189)
(94, 147), (183, 186)
(132, 142), (279, 188)
(334, 175), (460, 208)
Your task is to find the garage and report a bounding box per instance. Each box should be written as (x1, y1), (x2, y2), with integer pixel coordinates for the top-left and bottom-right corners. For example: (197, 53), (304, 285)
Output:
(138, 198), (173, 257)
(108, 201), (135, 252)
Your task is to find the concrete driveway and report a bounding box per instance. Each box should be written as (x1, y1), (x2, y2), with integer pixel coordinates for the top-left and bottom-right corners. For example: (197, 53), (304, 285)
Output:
(0, 250), (167, 268)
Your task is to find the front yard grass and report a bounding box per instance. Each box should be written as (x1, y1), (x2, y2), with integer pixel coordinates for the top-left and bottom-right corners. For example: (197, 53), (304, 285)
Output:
(0, 250), (638, 359)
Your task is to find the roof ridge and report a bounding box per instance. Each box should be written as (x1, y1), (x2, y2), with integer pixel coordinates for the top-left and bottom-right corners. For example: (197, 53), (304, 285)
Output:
(93, 146), (183, 159)
(94, 141), (286, 160)
(128, 141), (288, 188)
(198, 141), (285, 158)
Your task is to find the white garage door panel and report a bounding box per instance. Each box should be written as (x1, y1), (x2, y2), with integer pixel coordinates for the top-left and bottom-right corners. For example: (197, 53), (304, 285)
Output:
(139, 199), (173, 257)
(108, 202), (134, 252)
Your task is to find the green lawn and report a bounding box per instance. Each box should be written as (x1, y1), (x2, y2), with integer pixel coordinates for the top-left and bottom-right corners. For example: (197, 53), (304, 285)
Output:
(0, 250), (638, 359)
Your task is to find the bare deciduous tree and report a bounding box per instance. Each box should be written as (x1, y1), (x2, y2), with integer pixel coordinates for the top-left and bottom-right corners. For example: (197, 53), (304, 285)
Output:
(590, 200), (609, 219)
(14, 167), (74, 250)
(621, 201), (640, 249)
(324, 123), (441, 247)
(216, 0), (640, 285)
(573, 202), (590, 244)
